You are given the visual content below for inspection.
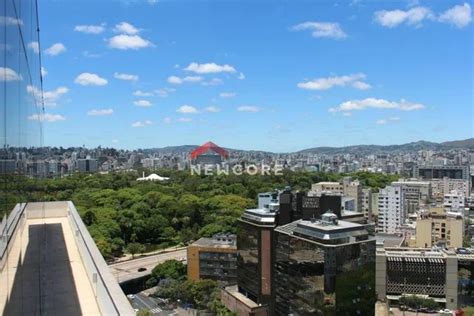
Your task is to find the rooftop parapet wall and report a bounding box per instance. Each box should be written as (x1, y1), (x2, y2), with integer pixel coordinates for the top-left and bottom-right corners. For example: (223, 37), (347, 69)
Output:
(0, 201), (134, 315)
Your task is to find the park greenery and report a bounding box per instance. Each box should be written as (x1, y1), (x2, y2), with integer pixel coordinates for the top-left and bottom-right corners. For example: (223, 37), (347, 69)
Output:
(147, 259), (234, 315)
(399, 295), (439, 310)
(4, 169), (398, 258)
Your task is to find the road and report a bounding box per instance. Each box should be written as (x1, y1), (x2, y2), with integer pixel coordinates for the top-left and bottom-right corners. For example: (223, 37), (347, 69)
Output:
(109, 249), (187, 283)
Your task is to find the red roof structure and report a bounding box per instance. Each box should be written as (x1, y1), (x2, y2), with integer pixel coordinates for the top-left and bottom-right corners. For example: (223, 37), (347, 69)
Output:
(190, 141), (229, 160)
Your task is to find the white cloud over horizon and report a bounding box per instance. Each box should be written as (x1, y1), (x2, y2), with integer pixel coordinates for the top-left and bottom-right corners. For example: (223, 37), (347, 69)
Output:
(134, 100), (152, 107)
(375, 3), (471, 28)
(329, 98), (425, 113)
(27, 85), (69, 107)
(74, 24), (106, 34)
(184, 62), (236, 74)
(297, 73), (371, 91)
(113, 22), (140, 35)
(87, 108), (114, 116)
(108, 34), (152, 50)
(167, 75), (203, 84)
(114, 72), (139, 81)
(237, 106), (260, 112)
(28, 41), (39, 54)
(44, 43), (66, 56)
(75, 73), (108, 86)
(291, 22), (347, 39)
(132, 120), (152, 127)
(177, 105), (199, 114)
(0, 67), (22, 81)
(28, 113), (66, 122)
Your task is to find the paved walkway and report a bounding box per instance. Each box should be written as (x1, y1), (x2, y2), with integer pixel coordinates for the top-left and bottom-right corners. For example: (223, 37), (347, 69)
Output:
(0, 218), (101, 315)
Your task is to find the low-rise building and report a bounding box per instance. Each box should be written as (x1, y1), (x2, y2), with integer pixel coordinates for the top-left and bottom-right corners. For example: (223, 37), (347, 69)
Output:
(376, 246), (474, 310)
(187, 233), (237, 284)
(415, 208), (463, 248)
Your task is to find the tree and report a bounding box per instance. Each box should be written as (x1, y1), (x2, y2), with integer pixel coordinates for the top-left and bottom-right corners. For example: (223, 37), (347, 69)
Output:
(151, 259), (186, 281)
(126, 242), (145, 258)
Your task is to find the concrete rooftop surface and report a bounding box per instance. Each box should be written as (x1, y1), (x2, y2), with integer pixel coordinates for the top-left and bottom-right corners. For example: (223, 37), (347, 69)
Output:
(0, 202), (134, 316)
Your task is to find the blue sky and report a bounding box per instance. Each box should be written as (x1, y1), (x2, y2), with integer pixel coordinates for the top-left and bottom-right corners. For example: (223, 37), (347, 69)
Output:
(37, 0), (473, 152)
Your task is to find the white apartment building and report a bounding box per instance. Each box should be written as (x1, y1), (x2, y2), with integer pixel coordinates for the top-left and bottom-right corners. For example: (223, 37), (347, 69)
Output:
(391, 180), (431, 213)
(377, 186), (405, 233)
(311, 177), (363, 212)
(443, 190), (465, 212)
(431, 177), (471, 199)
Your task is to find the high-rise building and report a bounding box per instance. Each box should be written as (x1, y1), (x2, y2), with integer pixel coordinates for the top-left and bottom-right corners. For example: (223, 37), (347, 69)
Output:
(377, 186), (405, 233)
(77, 157), (98, 172)
(222, 205), (278, 314)
(415, 165), (470, 181)
(274, 211), (376, 315)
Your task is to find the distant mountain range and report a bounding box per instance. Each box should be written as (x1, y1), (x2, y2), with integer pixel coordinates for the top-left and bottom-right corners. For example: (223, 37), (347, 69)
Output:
(146, 138), (474, 155)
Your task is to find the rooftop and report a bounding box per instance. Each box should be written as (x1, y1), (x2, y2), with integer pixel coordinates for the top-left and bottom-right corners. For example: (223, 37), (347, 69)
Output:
(0, 202), (134, 315)
(191, 234), (237, 249)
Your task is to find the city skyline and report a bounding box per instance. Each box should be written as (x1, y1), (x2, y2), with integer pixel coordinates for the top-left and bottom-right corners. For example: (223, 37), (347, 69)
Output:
(36, 0), (473, 151)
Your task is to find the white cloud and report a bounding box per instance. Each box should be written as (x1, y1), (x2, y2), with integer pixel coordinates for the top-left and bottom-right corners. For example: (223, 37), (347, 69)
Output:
(291, 22), (347, 39)
(238, 106), (260, 112)
(205, 106), (221, 112)
(163, 117), (172, 124)
(439, 3), (472, 28)
(134, 100), (152, 107)
(167, 76), (182, 84)
(28, 113), (65, 122)
(108, 35), (152, 50)
(113, 22), (140, 35)
(376, 116), (400, 125)
(155, 88), (175, 97)
(75, 73), (108, 86)
(27, 85), (69, 107)
(177, 105), (199, 114)
(148, 0), (159, 4)
(44, 43), (66, 56)
(0, 16), (23, 26)
(132, 120), (152, 128)
(329, 98), (425, 112)
(297, 73), (371, 90)
(28, 41), (39, 54)
(87, 108), (114, 116)
(74, 24), (105, 34)
(114, 72), (139, 81)
(133, 90), (153, 97)
(0, 67), (22, 81)
(238, 72), (245, 80)
(374, 7), (433, 27)
(83, 51), (101, 58)
(41, 67), (47, 77)
(167, 75), (203, 84)
(178, 117), (193, 122)
(202, 78), (223, 86)
(219, 92), (236, 98)
(184, 62), (236, 74)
